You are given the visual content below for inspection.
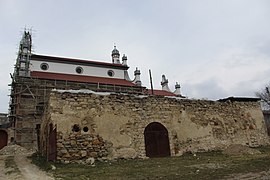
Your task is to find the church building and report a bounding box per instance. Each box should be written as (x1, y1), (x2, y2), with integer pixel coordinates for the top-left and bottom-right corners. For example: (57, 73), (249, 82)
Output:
(7, 31), (182, 149)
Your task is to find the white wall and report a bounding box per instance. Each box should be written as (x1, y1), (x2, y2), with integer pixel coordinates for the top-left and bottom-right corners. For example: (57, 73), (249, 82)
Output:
(30, 60), (125, 79)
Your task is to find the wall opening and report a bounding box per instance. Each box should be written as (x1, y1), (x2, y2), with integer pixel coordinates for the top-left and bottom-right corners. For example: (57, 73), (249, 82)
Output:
(144, 122), (171, 158)
(83, 126), (89, 132)
(0, 130), (8, 150)
(48, 123), (57, 161)
(72, 124), (80, 132)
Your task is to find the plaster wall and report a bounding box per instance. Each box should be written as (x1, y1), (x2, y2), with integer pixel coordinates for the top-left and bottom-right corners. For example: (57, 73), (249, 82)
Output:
(40, 91), (270, 163)
(30, 60), (125, 79)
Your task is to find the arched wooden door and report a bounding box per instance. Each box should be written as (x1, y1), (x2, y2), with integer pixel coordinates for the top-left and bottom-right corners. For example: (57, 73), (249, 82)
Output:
(144, 122), (171, 157)
(0, 130), (8, 150)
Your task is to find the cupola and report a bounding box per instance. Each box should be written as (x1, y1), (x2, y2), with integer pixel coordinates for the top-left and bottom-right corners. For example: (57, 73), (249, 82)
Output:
(111, 46), (120, 64)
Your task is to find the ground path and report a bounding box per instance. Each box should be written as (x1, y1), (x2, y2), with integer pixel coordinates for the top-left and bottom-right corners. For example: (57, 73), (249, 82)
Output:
(0, 145), (54, 180)
(1, 144), (270, 179)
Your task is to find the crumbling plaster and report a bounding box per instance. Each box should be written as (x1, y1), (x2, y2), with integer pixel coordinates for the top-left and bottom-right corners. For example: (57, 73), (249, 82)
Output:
(40, 90), (270, 163)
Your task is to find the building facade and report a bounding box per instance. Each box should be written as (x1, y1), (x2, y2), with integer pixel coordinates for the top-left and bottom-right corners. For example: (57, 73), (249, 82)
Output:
(6, 31), (269, 162)
(40, 91), (269, 162)
(8, 31), (182, 149)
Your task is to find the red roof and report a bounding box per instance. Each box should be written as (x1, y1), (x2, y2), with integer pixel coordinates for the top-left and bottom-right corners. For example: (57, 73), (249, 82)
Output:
(30, 54), (129, 70)
(146, 89), (176, 96)
(30, 71), (136, 87)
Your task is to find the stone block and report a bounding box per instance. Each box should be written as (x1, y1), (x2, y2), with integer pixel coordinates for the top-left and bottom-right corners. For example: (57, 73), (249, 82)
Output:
(89, 151), (98, 157)
(80, 150), (87, 157)
(85, 157), (95, 165)
(92, 139), (100, 145)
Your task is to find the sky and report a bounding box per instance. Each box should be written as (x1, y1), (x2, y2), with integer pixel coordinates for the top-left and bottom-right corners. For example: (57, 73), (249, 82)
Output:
(1, 0), (270, 113)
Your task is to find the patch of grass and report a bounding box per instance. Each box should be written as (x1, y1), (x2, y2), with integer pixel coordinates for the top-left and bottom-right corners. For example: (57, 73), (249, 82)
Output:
(30, 152), (53, 171)
(32, 147), (270, 180)
(5, 156), (21, 175)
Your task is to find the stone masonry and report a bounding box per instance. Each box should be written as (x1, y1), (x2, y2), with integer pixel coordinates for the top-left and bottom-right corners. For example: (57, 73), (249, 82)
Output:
(40, 90), (270, 163)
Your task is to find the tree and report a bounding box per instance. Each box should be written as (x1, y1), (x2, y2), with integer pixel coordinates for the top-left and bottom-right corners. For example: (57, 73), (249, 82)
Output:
(256, 85), (270, 110)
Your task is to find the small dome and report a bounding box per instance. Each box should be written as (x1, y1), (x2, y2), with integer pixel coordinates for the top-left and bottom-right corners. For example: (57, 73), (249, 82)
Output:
(112, 46), (120, 55)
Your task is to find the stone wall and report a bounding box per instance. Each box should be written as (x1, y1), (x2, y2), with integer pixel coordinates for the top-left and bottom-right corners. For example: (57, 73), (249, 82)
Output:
(10, 76), (144, 150)
(40, 90), (270, 163)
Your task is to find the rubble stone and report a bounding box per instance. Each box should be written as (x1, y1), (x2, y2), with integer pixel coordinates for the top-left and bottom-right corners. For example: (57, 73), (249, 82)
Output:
(40, 92), (270, 163)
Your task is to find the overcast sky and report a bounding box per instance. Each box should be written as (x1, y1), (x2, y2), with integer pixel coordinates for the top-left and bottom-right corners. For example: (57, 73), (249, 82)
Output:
(1, 0), (270, 113)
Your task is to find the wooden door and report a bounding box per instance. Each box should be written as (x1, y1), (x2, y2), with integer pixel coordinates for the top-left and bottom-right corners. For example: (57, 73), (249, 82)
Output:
(0, 130), (8, 150)
(144, 122), (171, 157)
(48, 124), (57, 161)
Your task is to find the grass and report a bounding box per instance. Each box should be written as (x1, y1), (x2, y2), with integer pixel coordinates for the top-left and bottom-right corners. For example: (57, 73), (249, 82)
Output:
(30, 152), (53, 171)
(31, 147), (270, 180)
(5, 156), (21, 175)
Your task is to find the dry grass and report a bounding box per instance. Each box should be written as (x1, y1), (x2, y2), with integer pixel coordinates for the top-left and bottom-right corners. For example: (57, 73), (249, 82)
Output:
(5, 156), (21, 175)
(32, 146), (270, 180)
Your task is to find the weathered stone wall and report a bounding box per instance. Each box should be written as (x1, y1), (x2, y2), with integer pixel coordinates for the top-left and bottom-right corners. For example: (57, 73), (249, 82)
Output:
(10, 76), (144, 150)
(40, 90), (270, 163)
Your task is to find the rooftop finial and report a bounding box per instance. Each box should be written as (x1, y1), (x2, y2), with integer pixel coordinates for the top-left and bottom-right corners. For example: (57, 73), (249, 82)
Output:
(161, 75), (171, 92)
(122, 54), (128, 66)
(133, 67), (142, 86)
(174, 82), (182, 96)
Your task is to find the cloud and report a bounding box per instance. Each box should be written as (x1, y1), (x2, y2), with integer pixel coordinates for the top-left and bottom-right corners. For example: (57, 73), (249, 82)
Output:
(163, 45), (270, 100)
(183, 78), (228, 100)
(0, 89), (9, 113)
(1, 0), (270, 111)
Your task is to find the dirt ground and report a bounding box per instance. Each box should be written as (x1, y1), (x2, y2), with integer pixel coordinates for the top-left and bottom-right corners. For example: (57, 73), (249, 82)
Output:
(0, 155), (54, 180)
(0, 145), (54, 180)
(1, 144), (270, 180)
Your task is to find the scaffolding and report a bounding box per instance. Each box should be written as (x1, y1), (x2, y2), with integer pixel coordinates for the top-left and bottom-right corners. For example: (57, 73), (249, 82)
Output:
(9, 30), (146, 149)
(9, 75), (145, 148)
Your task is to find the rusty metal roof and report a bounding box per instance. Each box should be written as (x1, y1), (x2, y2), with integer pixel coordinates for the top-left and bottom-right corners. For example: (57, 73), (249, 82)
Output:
(30, 71), (136, 87)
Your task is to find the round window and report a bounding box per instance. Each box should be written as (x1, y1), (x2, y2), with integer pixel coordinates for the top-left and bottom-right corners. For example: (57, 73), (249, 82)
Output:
(83, 126), (89, 132)
(107, 70), (114, 77)
(76, 66), (83, 74)
(72, 124), (80, 132)
(40, 63), (49, 71)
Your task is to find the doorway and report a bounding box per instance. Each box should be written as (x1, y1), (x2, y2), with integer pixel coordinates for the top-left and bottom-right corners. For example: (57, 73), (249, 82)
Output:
(0, 130), (8, 150)
(144, 122), (171, 157)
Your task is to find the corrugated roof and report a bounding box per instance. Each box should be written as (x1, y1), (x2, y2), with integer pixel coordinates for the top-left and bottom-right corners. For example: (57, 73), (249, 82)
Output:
(30, 71), (136, 87)
(218, 96), (261, 102)
(146, 89), (176, 96)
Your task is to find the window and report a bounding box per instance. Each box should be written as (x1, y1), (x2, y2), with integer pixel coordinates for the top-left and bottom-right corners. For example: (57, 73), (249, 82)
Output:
(72, 124), (80, 132)
(76, 66), (83, 74)
(83, 126), (89, 132)
(40, 63), (49, 71)
(107, 70), (114, 77)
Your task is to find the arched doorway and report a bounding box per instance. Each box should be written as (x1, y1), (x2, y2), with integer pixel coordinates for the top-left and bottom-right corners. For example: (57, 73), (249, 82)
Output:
(0, 130), (8, 150)
(144, 122), (171, 157)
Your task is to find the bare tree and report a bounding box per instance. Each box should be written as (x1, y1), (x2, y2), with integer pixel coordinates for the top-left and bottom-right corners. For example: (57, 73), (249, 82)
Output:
(256, 85), (270, 110)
